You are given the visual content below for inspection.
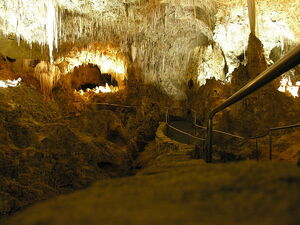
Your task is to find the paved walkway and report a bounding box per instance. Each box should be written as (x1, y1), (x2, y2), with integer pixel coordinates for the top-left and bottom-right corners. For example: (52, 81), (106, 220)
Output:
(167, 120), (205, 145)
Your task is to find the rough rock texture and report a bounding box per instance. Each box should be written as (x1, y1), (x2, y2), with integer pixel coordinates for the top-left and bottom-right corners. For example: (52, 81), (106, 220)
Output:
(0, 35), (46, 60)
(0, 1), (299, 221)
(229, 34), (300, 136)
(1, 1), (299, 100)
(0, 84), (136, 216)
(2, 145), (300, 225)
(0, 0), (216, 99)
(188, 34), (300, 161)
(66, 64), (102, 90)
(156, 122), (195, 155)
(0, 62), (181, 216)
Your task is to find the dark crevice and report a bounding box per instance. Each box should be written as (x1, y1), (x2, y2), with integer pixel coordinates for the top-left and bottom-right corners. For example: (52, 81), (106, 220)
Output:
(73, 64), (119, 91)
(99, 73), (118, 87)
(6, 57), (16, 63)
(97, 162), (116, 170)
(78, 83), (99, 91)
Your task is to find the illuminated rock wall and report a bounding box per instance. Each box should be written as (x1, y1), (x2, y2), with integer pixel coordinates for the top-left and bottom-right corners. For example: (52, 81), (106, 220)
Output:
(0, 0), (299, 99)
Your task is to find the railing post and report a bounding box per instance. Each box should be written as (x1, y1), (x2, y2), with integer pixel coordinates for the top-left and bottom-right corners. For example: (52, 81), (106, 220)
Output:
(195, 111), (198, 136)
(166, 124), (168, 136)
(206, 116), (213, 163)
(202, 141), (205, 159)
(269, 131), (272, 160)
(255, 138), (259, 160)
(191, 109), (197, 135)
(165, 108), (169, 123)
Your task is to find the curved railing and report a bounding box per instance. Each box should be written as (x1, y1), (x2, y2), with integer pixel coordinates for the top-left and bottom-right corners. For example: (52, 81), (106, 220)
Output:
(84, 102), (137, 109)
(165, 108), (205, 145)
(192, 108), (300, 161)
(205, 44), (300, 162)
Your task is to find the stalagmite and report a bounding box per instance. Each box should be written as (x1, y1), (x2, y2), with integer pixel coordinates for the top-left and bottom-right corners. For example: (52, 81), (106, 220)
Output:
(0, 1), (299, 224)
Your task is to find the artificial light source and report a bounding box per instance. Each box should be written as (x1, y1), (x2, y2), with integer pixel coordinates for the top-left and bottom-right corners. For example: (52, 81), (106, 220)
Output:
(278, 76), (299, 97)
(0, 78), (22, 88)
(75, 83), (119, 96)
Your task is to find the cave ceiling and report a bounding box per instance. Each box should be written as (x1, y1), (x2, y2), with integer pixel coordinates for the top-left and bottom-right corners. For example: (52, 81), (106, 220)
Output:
(0, 0), (299, 98)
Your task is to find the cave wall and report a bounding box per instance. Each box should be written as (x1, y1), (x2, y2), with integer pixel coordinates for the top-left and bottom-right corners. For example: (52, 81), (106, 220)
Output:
(64, 64), (102, 90)
(0, 0), (299, 216)
(0, 1), (299, 100)
(0, 83), (141, 216)
(190, 33), (300, 135)
(1, 0), (217, 99)
(229, 34), (300, 136)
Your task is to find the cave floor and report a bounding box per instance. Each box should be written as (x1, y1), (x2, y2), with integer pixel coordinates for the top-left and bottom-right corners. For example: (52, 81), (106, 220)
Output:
(3, 148), (300, 225)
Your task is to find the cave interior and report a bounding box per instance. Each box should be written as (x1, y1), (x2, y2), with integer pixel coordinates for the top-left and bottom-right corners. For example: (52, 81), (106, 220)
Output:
(0, 0), (300, 224)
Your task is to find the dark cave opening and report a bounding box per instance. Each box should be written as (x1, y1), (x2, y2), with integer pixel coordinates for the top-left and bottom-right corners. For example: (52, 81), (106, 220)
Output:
(71, 63), (119, 91)
(99, 73), (118, 87)
(78, 83), (98, 91)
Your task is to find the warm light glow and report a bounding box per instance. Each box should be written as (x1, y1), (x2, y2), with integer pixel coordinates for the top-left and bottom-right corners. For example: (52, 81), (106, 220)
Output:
(57, 46), (127, 84)
(34, 61), (61, 97)
(278, 76), (300, 97)
(93, 83), (119, 94)
(0, 78), (22, 88)
(197, 45), (226, 86)
(64, 51), (126, 75)
(214, 4), (297, 79)
(75, 83), (119, 96)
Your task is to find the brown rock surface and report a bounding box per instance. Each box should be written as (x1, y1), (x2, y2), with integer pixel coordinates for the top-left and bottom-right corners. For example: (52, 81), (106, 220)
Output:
(0, 84), (135, 216)
(2, 147), (300, 225)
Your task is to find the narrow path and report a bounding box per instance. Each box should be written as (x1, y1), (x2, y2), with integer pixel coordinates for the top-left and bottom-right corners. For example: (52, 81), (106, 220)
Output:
(166, 120), (204, 145)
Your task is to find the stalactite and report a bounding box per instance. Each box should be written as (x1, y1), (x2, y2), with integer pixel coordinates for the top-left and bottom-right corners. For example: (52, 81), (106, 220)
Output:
(247, 0), (256, 35)
(34, 61), (61, 98)
(0, 0), (297, 100)
(0, 0), (59, 63)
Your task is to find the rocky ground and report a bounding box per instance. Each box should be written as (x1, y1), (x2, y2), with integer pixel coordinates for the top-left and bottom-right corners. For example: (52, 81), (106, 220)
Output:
(0, 84), (136, 216)
(2, 145), (300, 225)
(0, 38), (299, 223)
(0, 79), (168, 216)
(0, 72), (177, 217)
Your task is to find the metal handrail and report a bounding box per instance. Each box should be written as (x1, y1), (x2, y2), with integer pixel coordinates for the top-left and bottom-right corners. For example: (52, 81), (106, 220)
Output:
(194, 110), (300, 160)
(165, 108), (205, 144)
(194, 121), (269, 140)
(167, 123), (206, 142)
(83, 102), (137, 109)
(170, 105), (300, 160)
(192, 108), (262, 139)
(206, 44), (300, 162)
(210, 129), (245, 139)
(192, 108), (250, 139)
(270, 123), (300, 131)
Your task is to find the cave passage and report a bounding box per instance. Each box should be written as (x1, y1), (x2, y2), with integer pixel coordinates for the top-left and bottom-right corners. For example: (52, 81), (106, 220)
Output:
(1, 1), (300, 224)
(71, 63), (119, 91)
